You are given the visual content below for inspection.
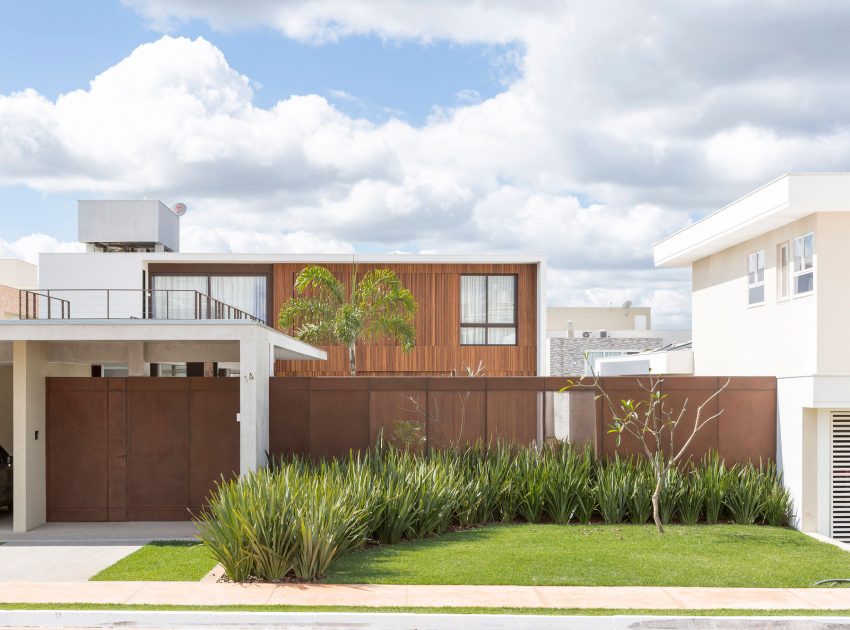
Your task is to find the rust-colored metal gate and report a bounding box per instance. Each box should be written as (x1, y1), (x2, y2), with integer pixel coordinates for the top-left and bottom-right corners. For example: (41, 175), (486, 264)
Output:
(46, 377), (239, 522)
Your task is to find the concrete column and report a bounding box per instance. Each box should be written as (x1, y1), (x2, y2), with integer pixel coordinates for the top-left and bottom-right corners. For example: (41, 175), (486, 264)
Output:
(239, 330), (270, 475)
(12, 341), (49, 532)
(127, 342), (149, 377)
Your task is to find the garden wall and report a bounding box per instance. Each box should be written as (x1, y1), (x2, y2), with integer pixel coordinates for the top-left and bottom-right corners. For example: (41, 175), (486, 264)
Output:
(269, 376), (776, 464)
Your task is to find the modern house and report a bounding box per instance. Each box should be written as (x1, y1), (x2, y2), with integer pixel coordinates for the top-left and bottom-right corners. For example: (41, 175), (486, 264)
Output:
(547, 305), (690, 376)
(0, 200), (547, 531)
(655, 172), (850, 541)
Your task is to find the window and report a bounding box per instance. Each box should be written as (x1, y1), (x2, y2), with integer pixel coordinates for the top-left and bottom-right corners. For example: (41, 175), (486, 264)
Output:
(152, 274), (268, 322)
(776, 243), (789, 301)
(793, 233), (814, 295)
(460, 275), (516, 345)
(747, 250), (765, 305)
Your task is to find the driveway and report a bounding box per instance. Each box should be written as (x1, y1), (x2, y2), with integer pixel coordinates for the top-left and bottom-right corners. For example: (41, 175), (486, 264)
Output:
(0, 512), (198, 582)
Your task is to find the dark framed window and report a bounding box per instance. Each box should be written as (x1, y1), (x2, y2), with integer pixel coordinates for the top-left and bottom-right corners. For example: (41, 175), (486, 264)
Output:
(460, 274), (517, 345)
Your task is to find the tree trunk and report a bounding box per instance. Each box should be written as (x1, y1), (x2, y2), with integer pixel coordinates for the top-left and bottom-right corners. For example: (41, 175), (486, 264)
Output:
(348, 344), (356, 377)
(652, 471), (665, 534)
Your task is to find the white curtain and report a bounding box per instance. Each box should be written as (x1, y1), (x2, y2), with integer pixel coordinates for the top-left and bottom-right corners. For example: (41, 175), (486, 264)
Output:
(461, 276), (487, 323)
(152, 276), (207, 319)
(487, 276), (515, 324)
(210, 276), (267, 322)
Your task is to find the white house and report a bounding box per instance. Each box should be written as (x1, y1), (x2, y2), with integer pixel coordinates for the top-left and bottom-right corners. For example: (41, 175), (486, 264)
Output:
(655, 172), (850, 541)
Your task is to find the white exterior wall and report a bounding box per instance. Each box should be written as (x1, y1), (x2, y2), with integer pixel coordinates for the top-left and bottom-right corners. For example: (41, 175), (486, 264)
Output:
(691, 214), (818, 376)
(547, 306), (651, 332)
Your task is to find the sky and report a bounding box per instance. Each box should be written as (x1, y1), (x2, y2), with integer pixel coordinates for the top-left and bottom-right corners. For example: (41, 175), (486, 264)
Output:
(3, 1), (850, 328)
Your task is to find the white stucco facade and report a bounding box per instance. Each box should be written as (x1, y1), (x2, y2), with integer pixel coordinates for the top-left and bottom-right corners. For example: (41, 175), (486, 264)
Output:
(655, 173), (850, 540)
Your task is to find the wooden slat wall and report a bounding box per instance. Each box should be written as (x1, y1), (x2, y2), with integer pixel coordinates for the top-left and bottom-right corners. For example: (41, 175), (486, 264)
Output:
(273, 263), (538, 376)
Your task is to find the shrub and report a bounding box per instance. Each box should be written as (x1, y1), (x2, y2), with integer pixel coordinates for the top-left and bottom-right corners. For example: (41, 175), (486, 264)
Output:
(677, 467), (704, 525)
(724, 464), (766, 525)
(595, 456), (630, 524)
(197, 441), (793, 583)
(699, 451), (727, 524)
(627, 460), (653, 525)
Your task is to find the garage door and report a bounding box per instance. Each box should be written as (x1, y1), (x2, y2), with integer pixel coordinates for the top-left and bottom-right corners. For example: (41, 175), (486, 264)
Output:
(47, 377), (239, 521)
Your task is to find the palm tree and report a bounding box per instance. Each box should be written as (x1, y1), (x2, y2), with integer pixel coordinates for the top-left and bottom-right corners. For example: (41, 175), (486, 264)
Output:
(278, 265), (417, 376)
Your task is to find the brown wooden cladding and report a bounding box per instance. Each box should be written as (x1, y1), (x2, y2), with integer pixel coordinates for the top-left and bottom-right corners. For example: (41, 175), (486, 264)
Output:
(272, 263), (538, 376)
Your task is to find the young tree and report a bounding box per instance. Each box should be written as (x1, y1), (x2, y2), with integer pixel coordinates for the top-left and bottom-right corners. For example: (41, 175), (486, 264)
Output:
(563, 373), (730, 533)
(278, 265), (417, 376)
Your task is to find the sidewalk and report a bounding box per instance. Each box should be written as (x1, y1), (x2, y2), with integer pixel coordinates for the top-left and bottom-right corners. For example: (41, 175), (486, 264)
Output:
(0, 582), (849, 610)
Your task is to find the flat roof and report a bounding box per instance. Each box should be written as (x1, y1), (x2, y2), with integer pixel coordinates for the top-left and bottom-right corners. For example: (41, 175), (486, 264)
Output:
(0, 319), (327, 362)
(40, 252), (547, 265)
(654, 173), (850, 267)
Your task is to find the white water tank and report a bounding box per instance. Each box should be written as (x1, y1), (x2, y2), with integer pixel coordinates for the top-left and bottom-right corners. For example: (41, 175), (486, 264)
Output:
(78, 200), (180, 252)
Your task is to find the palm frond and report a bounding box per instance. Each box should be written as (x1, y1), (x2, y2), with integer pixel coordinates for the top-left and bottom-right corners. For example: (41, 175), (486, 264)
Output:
(293, 265), (346, 306)
(278, 297), (336, 329)
(362, 313), (416, 351)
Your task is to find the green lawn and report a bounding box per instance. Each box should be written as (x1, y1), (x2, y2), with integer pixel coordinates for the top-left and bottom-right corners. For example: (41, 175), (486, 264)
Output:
(89, 524), (850, 587)
(2, 604), (850, 617)
(90, 541), (217, 582)
(325, 524), (850, 588)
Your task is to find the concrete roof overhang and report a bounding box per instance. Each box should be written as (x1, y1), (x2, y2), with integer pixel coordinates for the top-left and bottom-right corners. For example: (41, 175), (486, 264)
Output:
(654, 173), (850, 268)
(0, 319), (327, 363)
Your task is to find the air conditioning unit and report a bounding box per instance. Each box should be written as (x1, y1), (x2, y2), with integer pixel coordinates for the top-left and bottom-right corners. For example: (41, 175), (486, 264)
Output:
(599, 330), (608, 338)
(582, 331), (591, 338)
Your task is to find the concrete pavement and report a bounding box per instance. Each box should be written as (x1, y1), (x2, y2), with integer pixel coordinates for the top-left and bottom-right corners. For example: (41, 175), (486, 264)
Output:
(2, 610), (850, 629)
(0, 582), (849, 610)
(0, 515), (199, 582)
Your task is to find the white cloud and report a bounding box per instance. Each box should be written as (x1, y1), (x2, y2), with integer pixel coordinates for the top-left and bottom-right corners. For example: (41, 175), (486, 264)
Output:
(6, 2), (850, 326)
(0, 234), (83, 265)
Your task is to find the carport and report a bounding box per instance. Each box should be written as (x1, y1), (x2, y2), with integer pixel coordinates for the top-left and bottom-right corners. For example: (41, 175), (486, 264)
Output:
(0, 319), (325, 532)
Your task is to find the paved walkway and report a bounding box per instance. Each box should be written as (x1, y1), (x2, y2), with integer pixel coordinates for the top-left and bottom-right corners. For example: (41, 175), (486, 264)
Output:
(0, 582), (849, 610)
(0, 517), (199, 582)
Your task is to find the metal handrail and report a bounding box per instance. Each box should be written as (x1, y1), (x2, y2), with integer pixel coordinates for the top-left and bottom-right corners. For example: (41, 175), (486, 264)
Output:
(18, 289), (264, 324)
(18, 290), (71, 320)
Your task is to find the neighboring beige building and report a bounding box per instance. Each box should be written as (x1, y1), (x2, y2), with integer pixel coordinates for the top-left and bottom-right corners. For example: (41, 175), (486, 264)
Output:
(655, 172), (850, 542)
(548, 305), (651, 333)
(546, 305), (690, 376)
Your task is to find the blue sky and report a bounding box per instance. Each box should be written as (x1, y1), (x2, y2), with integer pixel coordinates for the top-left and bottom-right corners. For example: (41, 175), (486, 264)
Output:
(4, 1), (850, 326)
(0, 0), (514, 242)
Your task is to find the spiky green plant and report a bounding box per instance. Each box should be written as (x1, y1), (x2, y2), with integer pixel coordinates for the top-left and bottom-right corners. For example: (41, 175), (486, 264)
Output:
(627, 460), (654, 525)
(677, 467), (704, 525)
(724, 464), (766, 525)
(699, 451), (727, 524)
(595, 456), (630, 524)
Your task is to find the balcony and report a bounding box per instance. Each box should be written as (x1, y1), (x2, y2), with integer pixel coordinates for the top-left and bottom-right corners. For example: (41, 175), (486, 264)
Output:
(18, 289), (265, 325)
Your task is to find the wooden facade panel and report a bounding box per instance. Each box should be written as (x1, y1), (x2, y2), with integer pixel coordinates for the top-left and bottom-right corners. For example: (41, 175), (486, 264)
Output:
(273, 262), (538, 376)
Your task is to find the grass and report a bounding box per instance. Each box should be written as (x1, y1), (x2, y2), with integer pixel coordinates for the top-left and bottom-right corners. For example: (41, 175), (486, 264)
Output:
(2, 604), (850, 616)
(91, 524), (850, 587)
(90, 541), (217, 582)
(325, 524), (850, 588)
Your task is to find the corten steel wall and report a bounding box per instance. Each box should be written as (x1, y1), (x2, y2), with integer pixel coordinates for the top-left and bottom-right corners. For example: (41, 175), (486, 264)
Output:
(269, 377), (543, 459)
(272, 263), (538, 377)
(46, 377), (239, 522)
(547, 376), (777, 464)
(269, 376), (776, 464)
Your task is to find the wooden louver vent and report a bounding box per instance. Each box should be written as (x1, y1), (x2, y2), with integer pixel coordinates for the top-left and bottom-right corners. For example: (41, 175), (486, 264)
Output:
(831, 412), (850, 542)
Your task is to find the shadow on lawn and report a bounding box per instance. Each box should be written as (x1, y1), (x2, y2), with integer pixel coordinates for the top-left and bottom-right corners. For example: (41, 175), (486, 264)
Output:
(325, 526), (502, 582)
